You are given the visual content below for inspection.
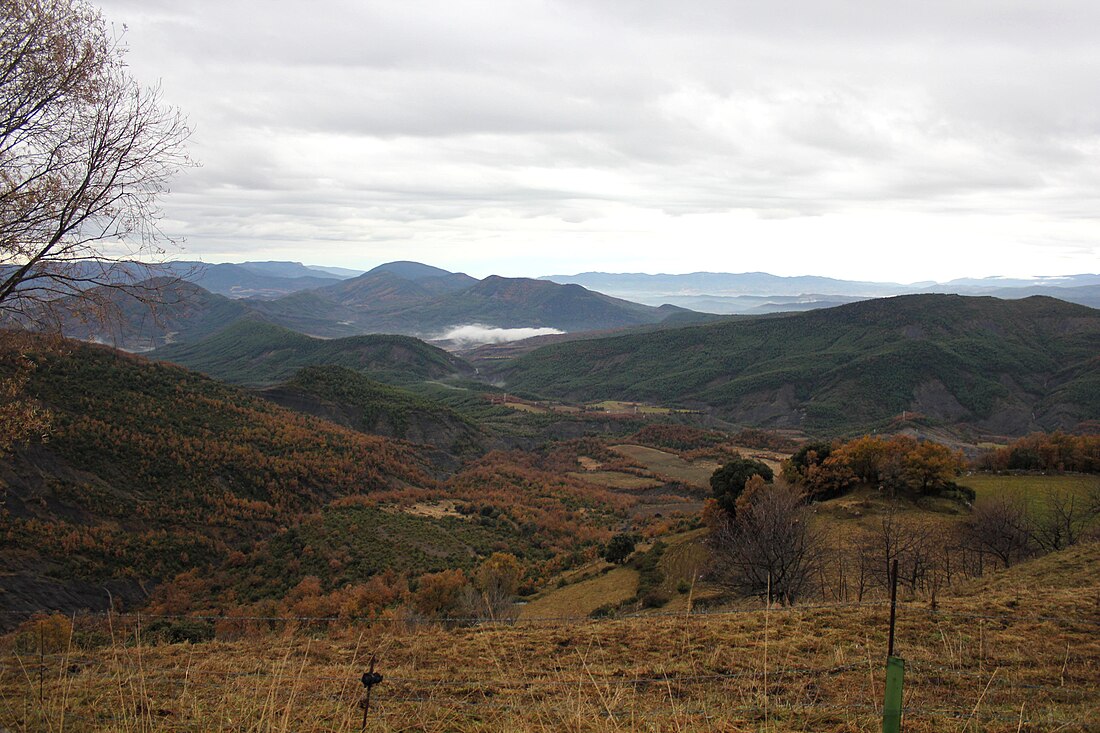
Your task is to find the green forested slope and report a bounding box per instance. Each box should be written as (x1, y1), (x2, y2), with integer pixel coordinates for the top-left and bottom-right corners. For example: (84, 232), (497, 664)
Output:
(155, 319), (475, 386)
(259, 365), (485, 452)
(501, 295), (1100, 435)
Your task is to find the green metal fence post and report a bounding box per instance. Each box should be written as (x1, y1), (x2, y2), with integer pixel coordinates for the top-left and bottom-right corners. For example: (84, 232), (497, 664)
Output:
(882, 558), (904, 732)
(882, 655), (905, 733)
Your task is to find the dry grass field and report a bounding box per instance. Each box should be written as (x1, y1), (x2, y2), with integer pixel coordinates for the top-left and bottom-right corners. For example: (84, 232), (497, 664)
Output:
(590, 401), (674, 415)
(3, 541), (1098, 732)
(4, 464), (1098, 732)
(567, 471), (664, 491)
(609, 445), (721, 489)
(521, 567), (641, 619)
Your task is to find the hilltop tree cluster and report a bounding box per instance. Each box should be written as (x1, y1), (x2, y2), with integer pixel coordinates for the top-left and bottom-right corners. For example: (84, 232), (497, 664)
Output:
(705, 454), (821, 604)
(784, 435), (966, 501)
(702, 432), (1099, 609)
(708, 453), (774, 516)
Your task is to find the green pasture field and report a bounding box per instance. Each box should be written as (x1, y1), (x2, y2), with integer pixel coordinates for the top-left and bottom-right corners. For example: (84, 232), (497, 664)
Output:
(590, 400), (673, 414)
(959, 473), (1100, 507)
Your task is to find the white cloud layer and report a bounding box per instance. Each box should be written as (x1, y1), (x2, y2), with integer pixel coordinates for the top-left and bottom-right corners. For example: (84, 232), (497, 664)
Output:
(438, 324), (564, 347)
(97, 0), (1100, 281)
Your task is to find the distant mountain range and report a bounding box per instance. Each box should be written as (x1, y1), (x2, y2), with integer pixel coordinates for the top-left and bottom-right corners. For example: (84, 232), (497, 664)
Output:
(47, 261), (690, 349)
(539, 272), (1100, 313)
(244, 262), (684, 339)
(152, 261), (1100, 316)
(11, 258), (1100, 351)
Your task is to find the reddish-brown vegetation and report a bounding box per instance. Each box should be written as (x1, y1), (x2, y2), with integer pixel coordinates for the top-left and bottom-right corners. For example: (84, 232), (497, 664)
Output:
(978, 431), (1100, 473)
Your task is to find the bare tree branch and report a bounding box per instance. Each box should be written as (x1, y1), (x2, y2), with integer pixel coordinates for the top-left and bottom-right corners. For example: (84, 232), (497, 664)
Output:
(0, 0), (193, 330)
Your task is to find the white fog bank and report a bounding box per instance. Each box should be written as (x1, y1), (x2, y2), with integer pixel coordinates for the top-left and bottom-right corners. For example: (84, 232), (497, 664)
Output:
(438, 324), (564, 346)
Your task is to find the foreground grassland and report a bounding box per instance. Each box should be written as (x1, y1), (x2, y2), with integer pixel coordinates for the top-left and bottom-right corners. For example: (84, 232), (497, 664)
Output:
(4, 542), (1098, 733)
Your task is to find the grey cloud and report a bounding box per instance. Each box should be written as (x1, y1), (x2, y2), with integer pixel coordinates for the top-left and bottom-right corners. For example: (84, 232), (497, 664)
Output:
(95, 0), (1100, 277)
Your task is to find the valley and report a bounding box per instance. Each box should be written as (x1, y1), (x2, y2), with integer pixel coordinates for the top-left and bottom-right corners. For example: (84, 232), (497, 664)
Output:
(4, 1), (1100, 728)
(1, 266), (1098, 732)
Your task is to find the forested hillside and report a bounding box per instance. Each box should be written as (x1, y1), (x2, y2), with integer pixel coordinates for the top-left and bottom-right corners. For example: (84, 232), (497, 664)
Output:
(259, 365), (486, 454)
(499, 294), (1100, 435)
(0, 333), (434, 615)
(155, 319), (475, 386)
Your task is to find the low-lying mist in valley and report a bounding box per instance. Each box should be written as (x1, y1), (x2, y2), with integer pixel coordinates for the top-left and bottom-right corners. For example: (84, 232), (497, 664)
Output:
(435, 323), (564, 347)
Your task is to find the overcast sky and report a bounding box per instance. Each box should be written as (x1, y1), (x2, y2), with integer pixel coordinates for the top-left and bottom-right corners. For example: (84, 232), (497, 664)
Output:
(98, 0), (1100, 282)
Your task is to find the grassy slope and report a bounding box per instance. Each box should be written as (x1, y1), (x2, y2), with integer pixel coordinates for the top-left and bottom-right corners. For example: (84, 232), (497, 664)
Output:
(960, 473), (1100, 502)
(519, 565), (640, 618)
(501, 294), (1100, 435)
(6, 542), (1097, 732)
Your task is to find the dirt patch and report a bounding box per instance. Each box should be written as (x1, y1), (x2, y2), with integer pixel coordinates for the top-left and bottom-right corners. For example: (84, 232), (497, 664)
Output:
(726, 444), (789, 474)
(911, 379), (971, 422)
(400, 500), (468, 520)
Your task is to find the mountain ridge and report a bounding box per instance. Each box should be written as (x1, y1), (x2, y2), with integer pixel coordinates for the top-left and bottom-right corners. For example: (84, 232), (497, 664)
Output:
(155, 319), (475, 387)
(497, 293), (1100, 436)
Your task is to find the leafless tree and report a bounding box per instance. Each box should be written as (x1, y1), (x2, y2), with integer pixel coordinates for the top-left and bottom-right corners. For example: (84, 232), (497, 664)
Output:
(0, 0), (191, 329)
(1027, 488), (1098, 553)
(711, 480), (823, 604)
(961, 496), (1033, 569)
(856, 505), (941, 596)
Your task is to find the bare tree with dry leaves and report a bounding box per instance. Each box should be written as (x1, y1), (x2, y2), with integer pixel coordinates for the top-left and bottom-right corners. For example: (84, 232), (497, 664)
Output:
(0, 0), (191, 329)
(710, 479), (823, 604)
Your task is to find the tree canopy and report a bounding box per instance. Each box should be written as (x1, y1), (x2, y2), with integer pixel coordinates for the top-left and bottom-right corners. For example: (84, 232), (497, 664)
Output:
(0, 0), (191, 327)
(710, 454), (774, 516)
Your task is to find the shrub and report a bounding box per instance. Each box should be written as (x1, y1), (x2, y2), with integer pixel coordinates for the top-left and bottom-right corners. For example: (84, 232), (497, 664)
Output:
(710, 455), (774, 516)
(589, 603), (618, 619)
(603, 532), (639, 564)
(145, 619), (215, 645)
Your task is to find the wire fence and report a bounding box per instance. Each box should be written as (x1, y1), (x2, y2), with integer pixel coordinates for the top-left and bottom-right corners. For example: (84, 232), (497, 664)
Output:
(3, 593), (1098, 627)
